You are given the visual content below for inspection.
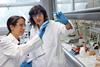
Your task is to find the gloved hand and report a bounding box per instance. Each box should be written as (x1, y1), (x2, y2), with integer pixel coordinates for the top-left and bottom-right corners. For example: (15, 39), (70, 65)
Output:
(55, 12), (69, 25)
(39, 20), (49, 39)
(20, 61), (32, 67)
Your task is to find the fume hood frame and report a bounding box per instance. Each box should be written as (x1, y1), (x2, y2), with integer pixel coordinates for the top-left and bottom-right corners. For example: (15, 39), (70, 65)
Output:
(65, 7), (100, 20)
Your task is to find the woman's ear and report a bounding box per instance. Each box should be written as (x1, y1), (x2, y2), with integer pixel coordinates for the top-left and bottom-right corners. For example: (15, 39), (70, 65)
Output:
(10, 25), (14, 31)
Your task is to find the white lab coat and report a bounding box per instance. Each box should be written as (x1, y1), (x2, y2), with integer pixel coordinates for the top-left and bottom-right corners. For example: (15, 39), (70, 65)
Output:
(0, 33), (42, 67)
(42, 20), (75, 67)
(29, 26), (45, 67)
(31, 20), (75, 67)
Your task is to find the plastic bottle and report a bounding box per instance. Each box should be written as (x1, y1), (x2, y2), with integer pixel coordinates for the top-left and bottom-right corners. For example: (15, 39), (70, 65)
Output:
(80, 46), (86, 57)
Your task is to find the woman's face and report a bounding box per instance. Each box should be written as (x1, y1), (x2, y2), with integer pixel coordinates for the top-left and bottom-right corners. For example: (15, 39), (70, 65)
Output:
(11, 18), (25, 37)
(32, 13), (44, 27)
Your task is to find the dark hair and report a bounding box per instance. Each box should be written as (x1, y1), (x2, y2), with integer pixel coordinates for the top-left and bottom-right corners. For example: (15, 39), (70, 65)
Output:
(7, 16), (25, 35)
(29, 5), (48, 27)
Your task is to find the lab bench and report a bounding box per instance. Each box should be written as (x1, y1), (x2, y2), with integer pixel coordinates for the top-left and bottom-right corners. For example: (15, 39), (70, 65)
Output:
(63, 7), (100, 67)
(62, 43), (96, 67)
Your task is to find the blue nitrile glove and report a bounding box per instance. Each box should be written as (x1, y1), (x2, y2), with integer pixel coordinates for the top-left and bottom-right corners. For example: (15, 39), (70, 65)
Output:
(39, 20), (49, 39)
(55, 12), (69, 25)
(20, 61), (32, 67)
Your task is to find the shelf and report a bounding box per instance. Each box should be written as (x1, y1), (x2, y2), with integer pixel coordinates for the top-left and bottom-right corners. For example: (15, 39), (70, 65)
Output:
(89, 27), (100, 33)
(64, 7), (100, 20)
(65, 7), (100, 14)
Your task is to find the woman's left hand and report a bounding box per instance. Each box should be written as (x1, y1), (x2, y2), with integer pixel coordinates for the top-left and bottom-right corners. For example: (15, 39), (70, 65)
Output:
(20, 61), (32, 67)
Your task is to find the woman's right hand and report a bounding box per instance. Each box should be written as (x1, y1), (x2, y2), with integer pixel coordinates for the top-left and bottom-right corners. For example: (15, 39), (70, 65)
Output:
(55, 12), (69, 25)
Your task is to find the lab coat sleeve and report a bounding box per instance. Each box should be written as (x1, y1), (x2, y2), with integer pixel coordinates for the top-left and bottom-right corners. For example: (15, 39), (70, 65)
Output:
(58, 20), (75, 41)
(0, 35), (42, 58)
(19, 35), (42, 56)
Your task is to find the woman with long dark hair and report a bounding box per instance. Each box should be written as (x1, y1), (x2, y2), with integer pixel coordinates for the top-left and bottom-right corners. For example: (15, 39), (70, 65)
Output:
(29, 5), (75, 67)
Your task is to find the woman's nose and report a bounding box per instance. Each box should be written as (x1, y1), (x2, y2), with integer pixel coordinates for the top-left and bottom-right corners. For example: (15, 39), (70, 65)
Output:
(36, 16), (40, 19)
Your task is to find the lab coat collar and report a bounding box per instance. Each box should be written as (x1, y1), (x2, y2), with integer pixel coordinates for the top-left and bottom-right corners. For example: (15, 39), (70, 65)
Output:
(7, 33), (19, 45)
